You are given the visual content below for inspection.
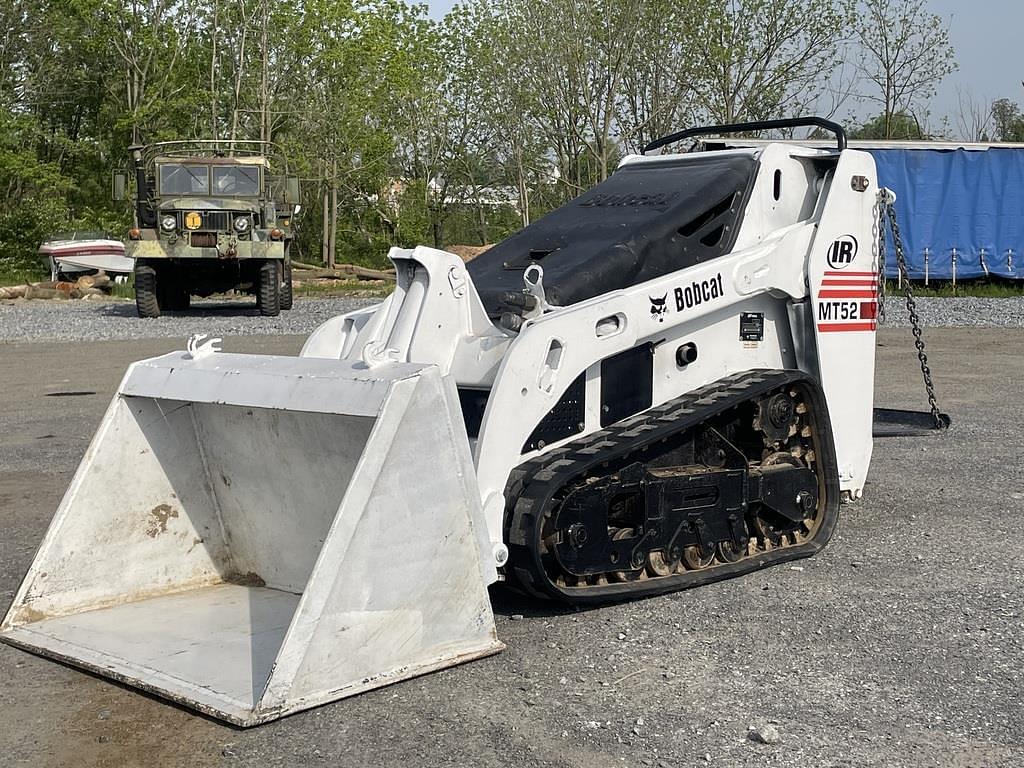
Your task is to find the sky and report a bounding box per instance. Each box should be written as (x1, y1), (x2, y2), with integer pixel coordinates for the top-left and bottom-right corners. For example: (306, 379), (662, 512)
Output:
(425, 0), (1021, 135)
(929, 0), (1021, 126)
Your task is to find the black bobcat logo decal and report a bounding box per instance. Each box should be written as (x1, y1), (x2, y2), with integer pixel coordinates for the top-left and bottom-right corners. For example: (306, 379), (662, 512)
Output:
(650, 293), (668, 322)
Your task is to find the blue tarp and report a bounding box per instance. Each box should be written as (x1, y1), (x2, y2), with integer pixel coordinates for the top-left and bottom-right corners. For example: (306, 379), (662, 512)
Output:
(870, 148), (1024, 280)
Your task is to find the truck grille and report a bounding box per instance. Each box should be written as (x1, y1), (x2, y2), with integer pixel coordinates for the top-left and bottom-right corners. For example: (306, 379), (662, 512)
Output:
(175, 210), (240, 232)
(190, 232), (217, 247)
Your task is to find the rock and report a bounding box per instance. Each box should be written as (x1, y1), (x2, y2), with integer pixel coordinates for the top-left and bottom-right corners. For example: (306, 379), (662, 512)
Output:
(222, 746), (238, 757)
(97, 735), (109, 744)
(97, 709), (110, 721)
(510, 614), (524, 621)
(618, 632), (627, 640)
(747, 723), (781, 745)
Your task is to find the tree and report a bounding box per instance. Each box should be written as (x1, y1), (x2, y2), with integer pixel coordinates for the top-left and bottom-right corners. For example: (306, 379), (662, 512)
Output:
(853, 0), (957, 139)
(685, 0), (851, 125)
(615, 0), (704, 152)
(850, 111), (927, 140)
(991, 98), (1024, 142)
(956, 88), (992, 142)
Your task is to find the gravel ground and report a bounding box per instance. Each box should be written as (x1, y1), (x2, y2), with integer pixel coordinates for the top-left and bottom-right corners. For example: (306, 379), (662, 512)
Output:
(0, 296), (378, 343)
(0, 329), (1022, 767)
(1, 295), (1023, 343)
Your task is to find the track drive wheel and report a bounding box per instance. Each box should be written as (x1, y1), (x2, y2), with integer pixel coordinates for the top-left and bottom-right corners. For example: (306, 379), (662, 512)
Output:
(257, 260), (281, 316)
(134, 261), (160, 318)
(682, 545), (714, 570)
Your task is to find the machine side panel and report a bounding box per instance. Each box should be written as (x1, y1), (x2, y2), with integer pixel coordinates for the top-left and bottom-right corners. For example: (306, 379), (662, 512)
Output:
(805, 150), (879, 494)
(475, 226), (814, 543)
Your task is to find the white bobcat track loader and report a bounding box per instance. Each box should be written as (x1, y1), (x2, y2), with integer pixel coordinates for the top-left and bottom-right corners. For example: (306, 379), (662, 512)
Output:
(4, 118), (906, 725)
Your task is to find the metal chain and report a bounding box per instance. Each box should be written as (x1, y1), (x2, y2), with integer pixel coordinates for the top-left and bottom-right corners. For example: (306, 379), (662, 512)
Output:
(874, 198), (886, 322)
(879, 197), (945, 429)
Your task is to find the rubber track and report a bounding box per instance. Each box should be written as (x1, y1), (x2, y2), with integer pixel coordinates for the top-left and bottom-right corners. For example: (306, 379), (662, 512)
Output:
(505, 369), (840, 604)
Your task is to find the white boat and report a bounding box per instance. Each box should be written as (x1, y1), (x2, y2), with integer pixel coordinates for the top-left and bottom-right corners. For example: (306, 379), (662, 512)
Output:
(39, 232), (133, 280)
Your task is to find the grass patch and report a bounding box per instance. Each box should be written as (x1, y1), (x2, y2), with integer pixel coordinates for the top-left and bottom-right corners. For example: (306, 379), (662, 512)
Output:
(0, 264), (48, 287)
(109, 278), (135, 299)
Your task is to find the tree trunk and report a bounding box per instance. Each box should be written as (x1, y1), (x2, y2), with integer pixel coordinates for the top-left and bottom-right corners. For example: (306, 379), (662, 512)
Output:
(210, 0), (218, 143)
(321, 183), (330, 265)
(515, 149), (530, 226)
(476, 201), (488, 245)
(328, 158), (338, 269)
(259, 0), (272, 143)
(432, 216), (442, 250)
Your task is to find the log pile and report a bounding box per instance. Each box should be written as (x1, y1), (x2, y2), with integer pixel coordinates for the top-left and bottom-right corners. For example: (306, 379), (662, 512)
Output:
(0, 273), (113, 300)
(292, 262), (395, 281)
(289, 246), (491, 285)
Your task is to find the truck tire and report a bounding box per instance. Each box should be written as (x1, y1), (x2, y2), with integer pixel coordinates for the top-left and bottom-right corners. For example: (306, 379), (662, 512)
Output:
(257, 260), (281, 316)
(280, 260), (293, 310)
(135, 262), (161, 318)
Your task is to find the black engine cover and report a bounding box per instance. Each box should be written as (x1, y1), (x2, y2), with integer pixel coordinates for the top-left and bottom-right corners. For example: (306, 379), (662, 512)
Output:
(468, 153), (756, 318)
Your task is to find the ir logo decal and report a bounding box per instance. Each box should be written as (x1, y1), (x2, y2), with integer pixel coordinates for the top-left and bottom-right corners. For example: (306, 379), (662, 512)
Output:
(826, 235), (858, 269)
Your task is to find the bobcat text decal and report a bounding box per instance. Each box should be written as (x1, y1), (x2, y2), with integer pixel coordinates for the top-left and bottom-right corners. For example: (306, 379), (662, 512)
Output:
(674, 273), (724, 311)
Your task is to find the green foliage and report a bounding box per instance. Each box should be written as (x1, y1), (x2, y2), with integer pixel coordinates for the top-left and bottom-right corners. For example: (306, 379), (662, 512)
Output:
(851, 112), (927, 140)
(0, 0), (971, 277)
(991, 99), (1024, 143)
(853, 0), (956, 140)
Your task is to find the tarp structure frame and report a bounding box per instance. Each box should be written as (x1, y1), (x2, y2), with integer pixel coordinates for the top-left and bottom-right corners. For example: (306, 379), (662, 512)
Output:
(871, 147), (1024, 281)
(705, 138), (1024, 281)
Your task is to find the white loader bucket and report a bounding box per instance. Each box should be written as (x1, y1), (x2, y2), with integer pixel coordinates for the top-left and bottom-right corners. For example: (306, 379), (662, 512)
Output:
(1, 350), (502, 726)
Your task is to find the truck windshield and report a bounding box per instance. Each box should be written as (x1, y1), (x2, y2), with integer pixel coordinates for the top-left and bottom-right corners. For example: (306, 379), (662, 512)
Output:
(212, 166), (261, 196)
(159, 164), (210, 195)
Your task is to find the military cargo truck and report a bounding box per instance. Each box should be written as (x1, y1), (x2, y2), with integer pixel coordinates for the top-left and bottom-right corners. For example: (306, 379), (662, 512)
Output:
(115, 141), (300, 317)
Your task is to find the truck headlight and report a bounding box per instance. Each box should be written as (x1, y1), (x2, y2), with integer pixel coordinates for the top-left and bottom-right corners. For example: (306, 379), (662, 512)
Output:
(233, 216), (250, 233)
(160, 215), (177, 232)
